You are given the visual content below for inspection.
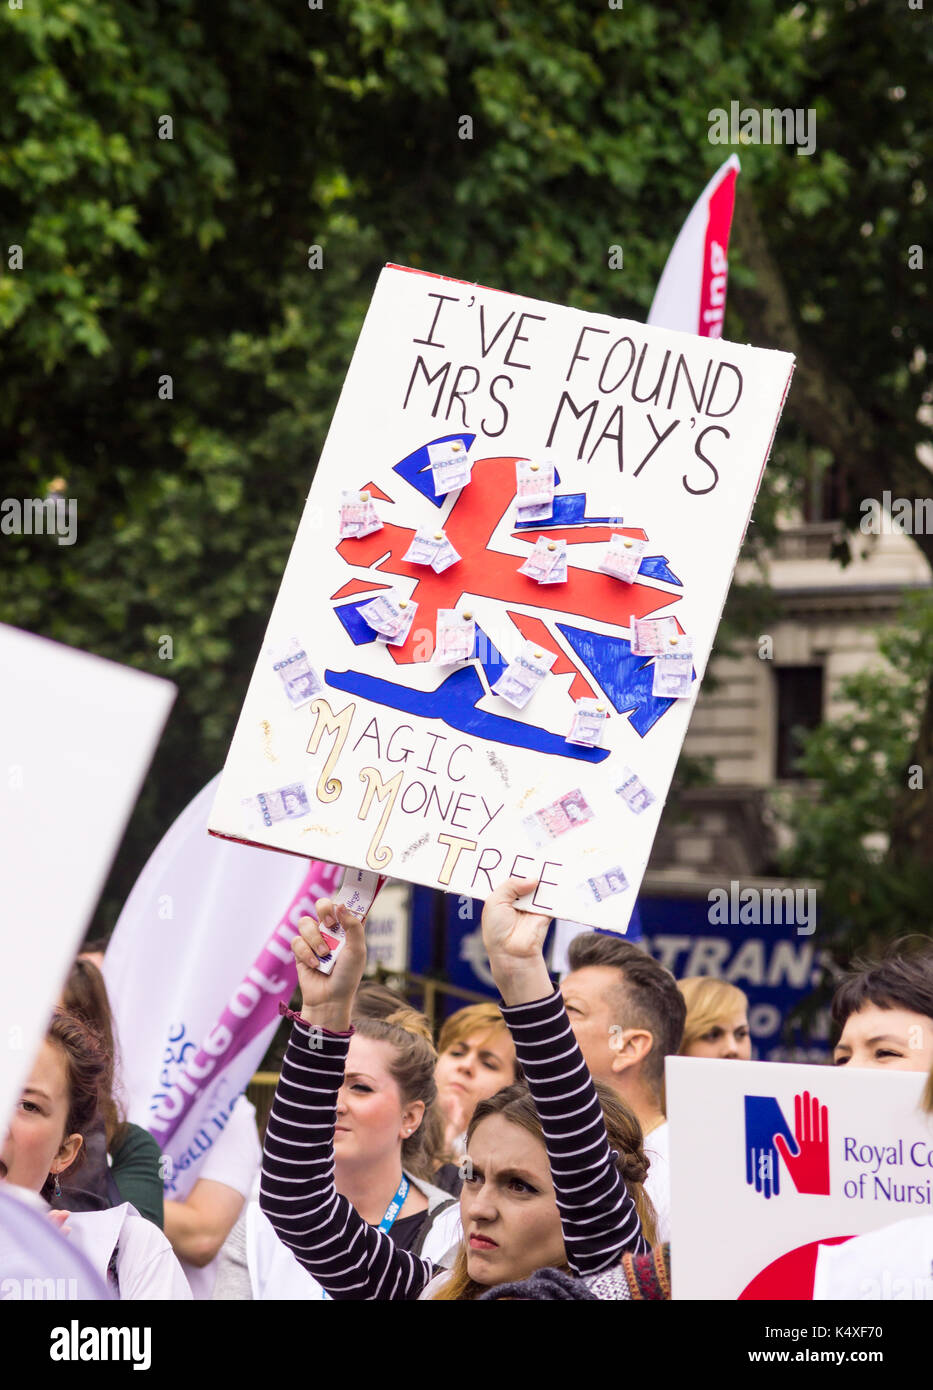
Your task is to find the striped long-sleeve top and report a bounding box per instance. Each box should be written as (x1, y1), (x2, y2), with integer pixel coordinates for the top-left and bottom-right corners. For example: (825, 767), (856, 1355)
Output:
(259, 988), (647, 1300)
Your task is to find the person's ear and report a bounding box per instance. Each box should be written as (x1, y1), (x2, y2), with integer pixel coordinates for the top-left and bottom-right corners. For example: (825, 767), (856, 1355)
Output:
(51, 1132), (83, 1176)
(609, 1028), (653, 1076)
(400, 1099), (425, 1140)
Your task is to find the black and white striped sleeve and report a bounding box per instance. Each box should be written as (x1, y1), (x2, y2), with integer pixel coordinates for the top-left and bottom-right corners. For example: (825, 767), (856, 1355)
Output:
(499, 989), (648, 1273)
(258, 1019), (433, 1300)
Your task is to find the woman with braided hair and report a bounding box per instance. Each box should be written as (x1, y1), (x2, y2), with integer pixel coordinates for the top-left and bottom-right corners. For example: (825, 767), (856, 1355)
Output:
(54, 957), (164, 1227)
(260, 877), (662, 1299)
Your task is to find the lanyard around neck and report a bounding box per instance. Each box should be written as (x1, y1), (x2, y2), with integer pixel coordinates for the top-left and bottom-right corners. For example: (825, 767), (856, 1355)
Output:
(319, 1174), (409, 1298)
(377, 1174), (410, 1233)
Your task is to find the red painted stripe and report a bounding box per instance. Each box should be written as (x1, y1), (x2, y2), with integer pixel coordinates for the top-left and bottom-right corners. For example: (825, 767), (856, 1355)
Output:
(362, 481), (394, 503)
(330, 578), (392, 600)
(505, 610), (597, 702)
(510, 526), (648, 547)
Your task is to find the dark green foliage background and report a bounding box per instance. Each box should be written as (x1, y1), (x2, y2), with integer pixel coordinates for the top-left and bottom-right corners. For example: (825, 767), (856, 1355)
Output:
(1, 0), (929, 942)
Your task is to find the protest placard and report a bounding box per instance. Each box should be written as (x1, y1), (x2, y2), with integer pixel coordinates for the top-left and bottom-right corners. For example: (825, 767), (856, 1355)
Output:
(667, 1056), (933, 1298)
(209, 265), (794, 929)
(0, 626), (174, 1136)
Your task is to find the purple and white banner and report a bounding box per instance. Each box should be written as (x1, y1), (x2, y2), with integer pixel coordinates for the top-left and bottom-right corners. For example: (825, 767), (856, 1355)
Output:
(104, 774), (340, 1198)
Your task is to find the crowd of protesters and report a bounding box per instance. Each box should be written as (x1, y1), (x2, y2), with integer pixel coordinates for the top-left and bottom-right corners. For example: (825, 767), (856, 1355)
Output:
(3, 880), (933, 1300)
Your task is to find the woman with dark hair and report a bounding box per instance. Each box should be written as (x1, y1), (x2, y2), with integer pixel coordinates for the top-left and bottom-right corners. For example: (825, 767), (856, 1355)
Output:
(0, 1011), (190, 1299)
(831, 941), (933, 1072)
(813, 1053), (933, 1300)
(57, 958), (164, 1227)
(259, 878), (660, 1299)
(430, 1079), (656, 1300)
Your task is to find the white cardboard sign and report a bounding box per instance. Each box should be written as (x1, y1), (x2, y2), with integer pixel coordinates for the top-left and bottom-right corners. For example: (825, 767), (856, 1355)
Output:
(210, 264), (793, 927)
(0, 626), (174, 1137)
(667, 1055), (933, 1299)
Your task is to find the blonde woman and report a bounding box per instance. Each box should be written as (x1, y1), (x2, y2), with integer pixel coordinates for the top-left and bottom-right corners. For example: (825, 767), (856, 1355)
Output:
(678, 977), (752, 1060)
(434, 1002), (518, 1156)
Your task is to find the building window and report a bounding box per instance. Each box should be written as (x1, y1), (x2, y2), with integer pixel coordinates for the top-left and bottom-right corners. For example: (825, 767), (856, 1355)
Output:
(801, 460), (847, 524)
(775, 666), (824, 780)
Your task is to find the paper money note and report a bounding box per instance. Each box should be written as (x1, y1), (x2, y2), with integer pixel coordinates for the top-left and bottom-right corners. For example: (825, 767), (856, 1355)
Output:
(378, 598), (418, 646)
(338, 490), (383, 539)
(257, 782), (311, 826)
(523, 789), (595, 845)
(434, 608), (475, 664)
(586, 866), (629, 902)
(630, 615), (685, 657)
(359, 592), (411, 638)
(652, 654), (693, 698)
(518, 535), (566, 583)
(599, 534), (647, 583)
(274, 649), (323, 709)
(566, 697), (608, 747)
(402, 525), (445, 566)
(615, 766), (656, 814)
(515, 458), (555, 508)
(402, 526), (462, 573)
(491, 641), (557, 709)
(311, 866), (388, 975)
(427, 439), (471, 495)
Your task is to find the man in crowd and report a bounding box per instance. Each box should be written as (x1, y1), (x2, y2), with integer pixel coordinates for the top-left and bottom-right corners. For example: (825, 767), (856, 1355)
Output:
(561, 934), (686, 1241)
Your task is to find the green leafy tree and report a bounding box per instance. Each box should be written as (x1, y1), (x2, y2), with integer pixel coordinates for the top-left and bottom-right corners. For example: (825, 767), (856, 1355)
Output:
(0, 0), (928, 931)
(780, 591), (933, 961)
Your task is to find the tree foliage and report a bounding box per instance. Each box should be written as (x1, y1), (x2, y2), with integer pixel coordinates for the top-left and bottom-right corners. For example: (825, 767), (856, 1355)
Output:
(0, 0), (928, 929)
(780, 590), (933, 960)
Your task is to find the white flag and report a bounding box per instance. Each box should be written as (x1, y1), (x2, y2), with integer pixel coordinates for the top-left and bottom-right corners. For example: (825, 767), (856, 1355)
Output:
(0, 625), (173, 1141)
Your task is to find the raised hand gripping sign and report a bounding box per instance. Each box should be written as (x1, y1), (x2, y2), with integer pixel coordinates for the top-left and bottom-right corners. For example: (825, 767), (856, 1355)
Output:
(209, 265), (794, 929)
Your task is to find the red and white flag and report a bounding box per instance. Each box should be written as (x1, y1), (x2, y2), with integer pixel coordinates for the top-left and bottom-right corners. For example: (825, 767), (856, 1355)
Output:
(648, 154), (740, 338)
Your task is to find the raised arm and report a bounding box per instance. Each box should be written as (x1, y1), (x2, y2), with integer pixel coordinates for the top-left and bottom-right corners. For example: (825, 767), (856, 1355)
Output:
(259, 898), (433, 1300)
(482, 879), (647, 1273)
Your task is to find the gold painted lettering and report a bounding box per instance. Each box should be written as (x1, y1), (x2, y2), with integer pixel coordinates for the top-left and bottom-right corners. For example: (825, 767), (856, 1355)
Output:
(357, 767), (404, 869)
(306, 699), (355, 803)
(436, 833), (478, 885)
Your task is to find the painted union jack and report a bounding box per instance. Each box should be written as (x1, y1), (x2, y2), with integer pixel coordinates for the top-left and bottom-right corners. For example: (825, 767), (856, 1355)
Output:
(326, 434), (692, 761)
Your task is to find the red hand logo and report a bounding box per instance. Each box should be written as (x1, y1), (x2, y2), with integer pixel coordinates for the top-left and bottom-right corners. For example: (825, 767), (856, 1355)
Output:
(774, 1090), (830, 1196)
